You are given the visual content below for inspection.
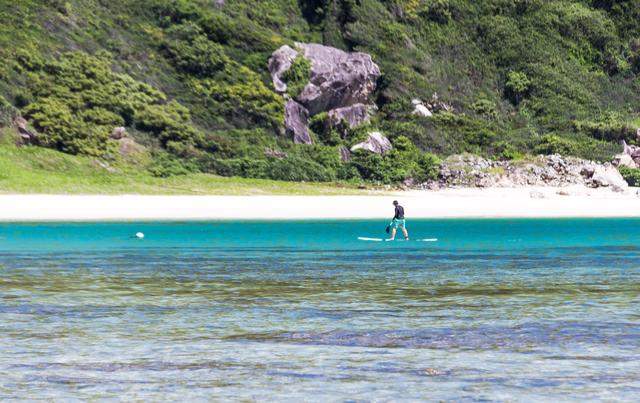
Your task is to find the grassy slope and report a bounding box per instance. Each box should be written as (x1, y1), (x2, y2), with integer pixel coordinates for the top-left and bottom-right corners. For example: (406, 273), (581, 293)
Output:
(1, 0), (640, 193)
(0, 130), (366, 195)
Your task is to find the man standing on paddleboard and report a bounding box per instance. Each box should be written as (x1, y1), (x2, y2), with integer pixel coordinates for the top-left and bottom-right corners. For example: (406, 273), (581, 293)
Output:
(388, 200), (409, 241)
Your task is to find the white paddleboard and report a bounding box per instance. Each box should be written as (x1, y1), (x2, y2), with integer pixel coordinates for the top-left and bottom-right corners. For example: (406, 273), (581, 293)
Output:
(358, 237), (438, 242)
(358, 237), (384, 242)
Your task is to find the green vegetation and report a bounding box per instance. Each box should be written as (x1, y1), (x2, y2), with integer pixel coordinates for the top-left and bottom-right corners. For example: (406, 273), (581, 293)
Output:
(282, 55), (311, 98)
(1, 0), (640, 193)
(619, 166), (640, 187)
(0, 135), (366, 195)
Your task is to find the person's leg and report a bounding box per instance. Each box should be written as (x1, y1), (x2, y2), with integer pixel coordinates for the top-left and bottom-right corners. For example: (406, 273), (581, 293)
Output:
(389, 228), (397, 240)
(402, 226), (409, 240)
(400, 220), (409, 240)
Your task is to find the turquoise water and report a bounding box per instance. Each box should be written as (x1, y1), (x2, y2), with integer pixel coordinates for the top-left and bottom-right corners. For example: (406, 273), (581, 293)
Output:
(0, 219), (639, 400)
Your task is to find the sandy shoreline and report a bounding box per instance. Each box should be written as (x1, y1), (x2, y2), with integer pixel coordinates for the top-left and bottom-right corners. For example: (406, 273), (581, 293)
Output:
(1, 186), (639, 221)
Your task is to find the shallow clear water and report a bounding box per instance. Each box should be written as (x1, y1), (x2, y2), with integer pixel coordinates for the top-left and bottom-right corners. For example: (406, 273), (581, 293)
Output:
(0, 219), (639, 401)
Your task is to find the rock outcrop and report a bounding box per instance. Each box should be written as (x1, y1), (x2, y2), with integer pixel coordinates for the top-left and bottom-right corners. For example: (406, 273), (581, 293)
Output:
(339, 146), (351, 162)
(429, 153), (629, 190)
(269, 45), (299, 94)
(110, 126), (127, 140)
(612, 140), (640, 169)
(328, 103), (373, 131)
(269, 42), (380, 144)
(284, 99), (311, 144)
(581, 164), (628, 190)
(411, 99), (433, 117)
(13, 116), (38, 145)
(351, 131), (392, 154)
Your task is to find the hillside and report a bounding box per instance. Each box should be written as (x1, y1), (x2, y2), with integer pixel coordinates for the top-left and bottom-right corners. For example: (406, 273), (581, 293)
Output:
(1, 0), (640, 188)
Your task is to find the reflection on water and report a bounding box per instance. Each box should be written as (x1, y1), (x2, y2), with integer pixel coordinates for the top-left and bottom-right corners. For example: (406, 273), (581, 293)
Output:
(1, 220), (640, 400)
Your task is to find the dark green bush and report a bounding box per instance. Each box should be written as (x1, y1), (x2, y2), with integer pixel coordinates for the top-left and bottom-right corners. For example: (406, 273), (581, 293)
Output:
(422, 0), (452, 24)
(349, 135), (440, 184)
(572, 112), (636, 142)
(22, 97), (108, 155)
(471, 99), (498, 120)
(192, 64), (284, 130)
(619, 166), (640, 187)
(17, 51), (199, 157)
(212, 155), (336, 182)
(535, 134), (577, 156)
(163, 22), (229, 76)
(282, 55), (311, 99)
(0, 95), (17, 127)
(134, 101), (204, 147)
(505, 71), (531, 104)
(148, 152), (198, 177)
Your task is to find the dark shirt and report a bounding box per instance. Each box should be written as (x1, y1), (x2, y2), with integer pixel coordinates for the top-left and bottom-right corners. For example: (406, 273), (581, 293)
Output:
(394, 205), (405, 220)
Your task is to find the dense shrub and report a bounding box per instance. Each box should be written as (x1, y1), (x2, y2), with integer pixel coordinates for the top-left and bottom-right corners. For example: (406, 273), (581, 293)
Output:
(212, 155), (337, 182)
(282, 55), (311, 99)
(134, 101), (203, 147)
(619, 166), (640, 187)
(505, 71), (531, 105)
(191, 64), (284, 130)
(22, 97), (107, 155)
(350, 136), (440, 183)
(572, 112), (637, 142)
(162, 22), (229, 76)
(3, 0), (640, 184)
(0, 95), (17, 127)
(148, 151), (199, 177)
(16, 51), (200, 157)
(471, 99), (498, 120)
(422, 0), (452, 24)
(535, 134), (577, 156)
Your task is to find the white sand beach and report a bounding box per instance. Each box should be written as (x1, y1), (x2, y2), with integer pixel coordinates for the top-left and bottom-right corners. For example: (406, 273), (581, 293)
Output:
(0, 186), (639, 221)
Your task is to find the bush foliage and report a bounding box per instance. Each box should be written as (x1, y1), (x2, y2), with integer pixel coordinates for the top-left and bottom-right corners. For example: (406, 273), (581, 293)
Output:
(619, 166), (640, 187)
(1, 0), (640, 183)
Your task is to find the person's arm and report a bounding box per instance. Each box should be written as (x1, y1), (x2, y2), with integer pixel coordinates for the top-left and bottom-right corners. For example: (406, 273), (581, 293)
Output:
(393, 206), (399, 220)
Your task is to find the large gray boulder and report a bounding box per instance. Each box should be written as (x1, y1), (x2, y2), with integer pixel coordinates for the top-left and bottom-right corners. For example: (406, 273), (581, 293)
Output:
(411, 99), (433, 117)
(327, 103), (372, 131)
(13, 116), (38, 145)
(268, 45), (299, 94)
(351, 131), (392, 154)
(284, 99), (312, 144)
(613, 140), (640, 168)
(293, 43), (380, 115)
(269, 43), (381, 142)
(581, 164), (628, 189)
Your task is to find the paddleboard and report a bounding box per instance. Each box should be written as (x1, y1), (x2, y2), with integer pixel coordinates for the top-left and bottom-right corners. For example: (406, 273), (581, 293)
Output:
(358, 237), (438, 242)
(358, 237), (384, 242)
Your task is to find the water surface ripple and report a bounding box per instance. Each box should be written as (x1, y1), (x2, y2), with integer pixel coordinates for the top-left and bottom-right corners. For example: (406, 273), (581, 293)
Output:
(0, 219), (639, 400)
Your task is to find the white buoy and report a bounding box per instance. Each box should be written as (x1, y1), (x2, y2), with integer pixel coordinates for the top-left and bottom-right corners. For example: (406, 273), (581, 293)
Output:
(135, 232), (145, 239)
